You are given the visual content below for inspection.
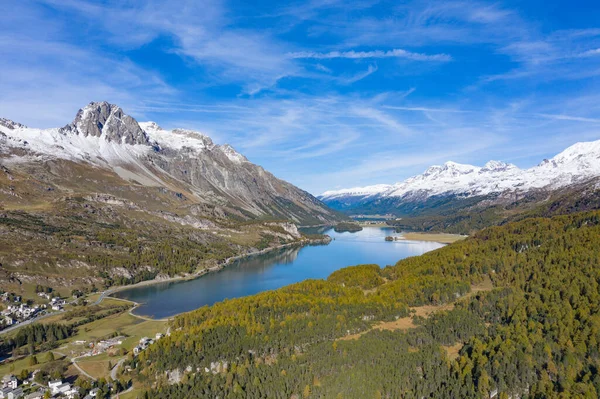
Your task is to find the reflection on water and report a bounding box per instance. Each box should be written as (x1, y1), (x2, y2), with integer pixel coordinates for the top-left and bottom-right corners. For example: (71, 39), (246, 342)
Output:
(299, 225), (332, 235)
(231, 245), (303, 270)
(113, 227), (444, 318)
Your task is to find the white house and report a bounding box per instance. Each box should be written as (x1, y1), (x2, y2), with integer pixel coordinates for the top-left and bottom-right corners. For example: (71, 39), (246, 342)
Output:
(7, 388), (23, 399)
(48, 380), (62, 394)
(1, 376), (17, 390)
(55, 383), (71, 395)
(64, 386), (79, 399)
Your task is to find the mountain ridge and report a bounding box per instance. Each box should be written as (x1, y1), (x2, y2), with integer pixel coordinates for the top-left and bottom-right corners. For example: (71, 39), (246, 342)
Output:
(320, 139), (600, 206)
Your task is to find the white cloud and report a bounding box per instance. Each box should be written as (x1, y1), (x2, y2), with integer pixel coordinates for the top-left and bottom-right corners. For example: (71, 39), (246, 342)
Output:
(288, 48), (451, 61)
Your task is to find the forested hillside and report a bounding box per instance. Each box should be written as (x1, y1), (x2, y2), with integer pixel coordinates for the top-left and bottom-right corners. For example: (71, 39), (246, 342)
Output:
(127, 210), (600, 398)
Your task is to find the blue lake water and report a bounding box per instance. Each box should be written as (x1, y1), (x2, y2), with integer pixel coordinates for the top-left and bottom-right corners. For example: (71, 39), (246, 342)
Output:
(112, 227), (444, 319)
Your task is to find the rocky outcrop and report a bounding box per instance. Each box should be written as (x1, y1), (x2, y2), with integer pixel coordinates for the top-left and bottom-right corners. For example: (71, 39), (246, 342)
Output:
(0, 118), (27, 130)
(60, 101), (151, 145)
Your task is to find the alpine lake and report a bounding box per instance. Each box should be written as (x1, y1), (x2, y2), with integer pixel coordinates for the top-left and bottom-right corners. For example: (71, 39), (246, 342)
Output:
(112, 227), (445, 319)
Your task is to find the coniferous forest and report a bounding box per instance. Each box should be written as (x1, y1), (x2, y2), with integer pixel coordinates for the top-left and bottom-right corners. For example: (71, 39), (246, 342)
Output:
(124, 211), (600, 398)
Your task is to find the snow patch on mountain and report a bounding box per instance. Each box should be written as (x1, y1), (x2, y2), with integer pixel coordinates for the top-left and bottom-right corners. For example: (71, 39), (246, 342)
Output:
(219, 144), (248, 164)
(321, 184), (393, 198)
(139, 121), (215, 152)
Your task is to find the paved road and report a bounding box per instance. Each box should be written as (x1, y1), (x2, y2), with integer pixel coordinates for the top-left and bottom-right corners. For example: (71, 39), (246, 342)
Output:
(110, 357), (126, 380)
(52, 351), (97, 381)
(72, 357), (97, 381)
(92, 289), (114, 306)
(0, 310), (64, 336)
(111, 385), (133, 399)
(0, 289), (134, 338)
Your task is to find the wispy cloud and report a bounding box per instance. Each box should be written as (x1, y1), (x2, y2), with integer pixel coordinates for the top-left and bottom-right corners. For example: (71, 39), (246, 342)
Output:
(288, 48), (452, 61)
(341, 64), (378, 84)
(577, 48), (600, 58)
(383, 106), (471, 113)
(534, 113), (600, 123)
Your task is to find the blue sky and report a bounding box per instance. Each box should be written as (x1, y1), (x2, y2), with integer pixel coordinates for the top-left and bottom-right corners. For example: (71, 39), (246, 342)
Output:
(1, 0), (600, 194)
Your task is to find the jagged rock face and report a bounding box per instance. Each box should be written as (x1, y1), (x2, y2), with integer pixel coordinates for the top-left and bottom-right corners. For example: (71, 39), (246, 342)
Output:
(0, 118), (27, 130)
(146, 144), (329, 223)
(60, 101), (151, 145)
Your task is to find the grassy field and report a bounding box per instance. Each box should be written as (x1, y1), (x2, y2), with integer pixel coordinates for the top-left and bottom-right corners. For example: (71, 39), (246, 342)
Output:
(400, 232), (467, 244)
(77, 354), (112, 380)
(0, 295), (167, 379)
(69, 311), (166, 345)
(119, 387), (144, 399)
(0, 351), (69, 375)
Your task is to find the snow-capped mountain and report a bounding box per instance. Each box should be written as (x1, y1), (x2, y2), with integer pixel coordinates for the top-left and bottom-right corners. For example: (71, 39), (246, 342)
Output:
(320, 140), (600, 213)
(0, 101), (339, 225)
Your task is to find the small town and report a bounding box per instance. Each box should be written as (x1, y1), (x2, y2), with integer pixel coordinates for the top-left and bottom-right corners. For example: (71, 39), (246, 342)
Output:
(0, 282), (168, 399)
(0, 331), (164, 399)
(1, 289), (68, 332)
(1, 371), (96, 399)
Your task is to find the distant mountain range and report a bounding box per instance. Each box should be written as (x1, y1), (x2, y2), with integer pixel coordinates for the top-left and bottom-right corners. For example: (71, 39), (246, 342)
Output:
(0, 101), (339, 225)
(319, 140), (600, 232)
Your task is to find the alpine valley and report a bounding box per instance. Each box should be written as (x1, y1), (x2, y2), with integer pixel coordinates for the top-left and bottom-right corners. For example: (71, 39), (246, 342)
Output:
(0, 102), (342, 290)
(320, 142), (600, 233)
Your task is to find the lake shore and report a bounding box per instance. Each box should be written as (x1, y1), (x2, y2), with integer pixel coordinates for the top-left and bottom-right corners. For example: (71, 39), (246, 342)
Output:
(103, 235), (332, 302)
(398, 232), (467, 244)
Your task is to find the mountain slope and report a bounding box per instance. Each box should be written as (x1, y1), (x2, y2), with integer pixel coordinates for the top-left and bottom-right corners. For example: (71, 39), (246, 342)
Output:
(0, 102), (340, 291)
(0, 101), (340, 225)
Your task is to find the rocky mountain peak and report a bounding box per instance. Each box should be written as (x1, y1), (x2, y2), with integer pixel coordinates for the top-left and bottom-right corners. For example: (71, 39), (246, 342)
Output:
(481, 160), (517, 173)
(0, 118), (27, 130)
(60, 101), (151, 146)
(423, 161), (477, 178)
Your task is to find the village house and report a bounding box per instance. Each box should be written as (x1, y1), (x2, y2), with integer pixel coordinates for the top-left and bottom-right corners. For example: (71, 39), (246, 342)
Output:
(50, 297), (66, 311)
(48, 380), (62, 394)
(36, 292), (51, 300)
(133, 336), (155, 355)
(63, 386), (79, 399)
(6, 388), (23, 399)
(1, 376), (17, 390)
